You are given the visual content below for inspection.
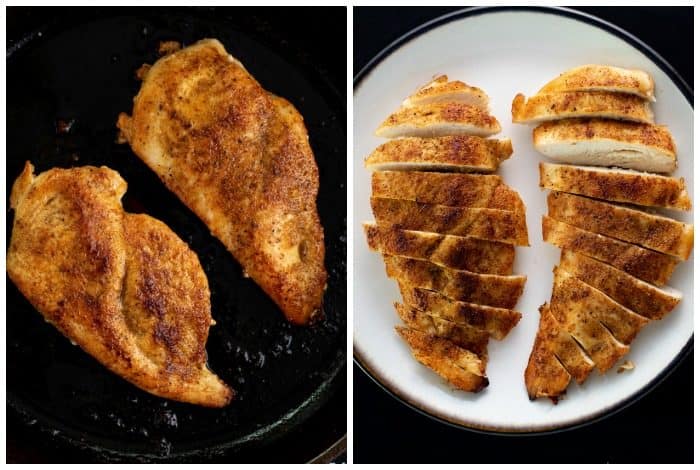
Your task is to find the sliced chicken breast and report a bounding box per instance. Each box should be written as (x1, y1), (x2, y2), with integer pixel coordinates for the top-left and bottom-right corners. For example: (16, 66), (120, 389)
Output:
(402, 75), (490, 110)
(524, 320), (572, 402)
(537, 65), (655, 100)
(376, 102), (501, 138)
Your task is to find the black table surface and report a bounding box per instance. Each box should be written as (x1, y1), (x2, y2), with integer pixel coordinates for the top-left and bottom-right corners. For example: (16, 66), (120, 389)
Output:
(353, 6), (692, 464)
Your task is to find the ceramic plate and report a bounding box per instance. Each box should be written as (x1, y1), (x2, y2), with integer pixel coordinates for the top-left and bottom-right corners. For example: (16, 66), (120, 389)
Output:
(353, 7), (693, 433)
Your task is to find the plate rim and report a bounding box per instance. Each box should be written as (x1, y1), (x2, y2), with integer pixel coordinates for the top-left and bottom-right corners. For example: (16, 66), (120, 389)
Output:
(353, 5), (694, 435)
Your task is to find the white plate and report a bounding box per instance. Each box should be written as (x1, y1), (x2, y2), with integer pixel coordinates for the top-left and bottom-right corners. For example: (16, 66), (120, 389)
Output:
(353, 7), (693, 433)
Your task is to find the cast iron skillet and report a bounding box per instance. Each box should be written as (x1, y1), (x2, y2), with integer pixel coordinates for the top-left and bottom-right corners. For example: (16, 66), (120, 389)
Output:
(6, 7), (346, 462)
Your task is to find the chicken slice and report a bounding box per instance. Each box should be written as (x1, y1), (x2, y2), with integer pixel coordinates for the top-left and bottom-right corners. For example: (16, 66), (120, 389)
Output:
(364, 136), (512, 173)
(394, 303), (490, 358)
(552, 268), (649, 345)
(364, 223), (515, 275)
(371, 198), (529, 246)
(7, 162), (233, 407)
(547, 191), (694, 260)
(542, 216), (678, 286)
(524, 319), (572, 402)
(537, 65), (655, 100)
(372, 170), (524, 211)
(384, 256), (526, 309)
(512, 92), (654, 124)
(376, 102), (501, 138)
(399, 286), (521, 340)
(559, 251), (681, 320)
(539, 163), (691, 210)
(396, 326), (488, 393)
(533, 119), (677, 173)
(116, 38), (325, 325)
(402, 74), (490, 110)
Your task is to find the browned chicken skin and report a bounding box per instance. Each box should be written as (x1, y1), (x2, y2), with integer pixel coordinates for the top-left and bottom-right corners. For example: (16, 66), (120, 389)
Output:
(7, 163), (233, 407)
(117, 39), (326, 325)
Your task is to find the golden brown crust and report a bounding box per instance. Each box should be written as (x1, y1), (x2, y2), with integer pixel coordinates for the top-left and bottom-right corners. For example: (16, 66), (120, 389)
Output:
(403, 75), (490, 109)
(552, 267), (649, 345)
(396, 326), (488, 393)
(394, 303), (490, 358)
(559, 250), (680, 320)
(7, 163), (233, 407)
(364, 136), (512, 171)
(372, 171), (524, 211)
(370, 197), (529, 246)
(384, 256), (526, 309)
(547, 191), (694, 260)
(512, 92), (654, 124)
(116, 39), (325, 325)
(399, 286), (521, 340)
(376, 102), (501, 137)
(364, 223), (514, 274)
(542, 216), (679, 286)
(537, 65), (655, 100)
(524, 316), (571, 402)
(539, 163), (690, 210)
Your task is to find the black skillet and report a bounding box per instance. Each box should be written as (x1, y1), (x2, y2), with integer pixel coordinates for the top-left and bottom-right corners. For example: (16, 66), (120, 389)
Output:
(6, 7), (346, 462)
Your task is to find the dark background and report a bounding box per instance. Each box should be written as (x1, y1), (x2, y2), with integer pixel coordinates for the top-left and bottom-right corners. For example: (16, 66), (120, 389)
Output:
(7, 6), (346, 463)
(354, 6), (693, 464)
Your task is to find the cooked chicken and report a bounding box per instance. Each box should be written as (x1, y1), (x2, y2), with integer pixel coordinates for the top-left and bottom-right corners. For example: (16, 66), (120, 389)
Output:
(402, 75), (490, 110)
(559, 251), (681, 320)
(396, 326), (488, 392)
(542, 216), (679, 286)
(7, 163), (233, 407)
(511, 92), (654, 124)
(539, 163), (691, 210)
(548, 191), (694, 260)
(370, 198), (529, 246)
(372, 171), (524, 211)
(384, 256), (526, 309)
(364, 135), (512, 173)
(364, 223), (515, 274)
(533, 119), (677, 173)
(376, 102), (501, 138)
(116, 38), (325, 325)
(549, 268), (630, 373)
(399, 285), (521, 340)
(537, 65), (655, 100)
(394, 303), (490, 358)
(552, 268), (649, 345)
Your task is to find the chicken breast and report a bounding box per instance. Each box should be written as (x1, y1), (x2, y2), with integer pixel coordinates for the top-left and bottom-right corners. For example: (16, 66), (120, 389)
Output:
(372, 171), (524, 211)
(549, 268), (630, 373)
(547, 192), (694, 260)
(396, 326), (488, 393)
(512, 92), (654, 124)
(524, 319), (572, 402)
(559, 250), (681, 320)
(364, 136), (512, 173)
(537, 65), (655, 100)
(116, 38), (325, 325)
(7, 162), (233, 407)
(394, 303), (490, 358)
(552, 268), (649, 345)
(542, 216), (679, 286)
(533, 119), (677, 173)
(376, 102), (501, 138)
(399, 286), (521, 340)
(384, 256), (526, 309)
(364, 223), (515, 275)
(539, 163), (691, 210)
(402, 75), (490, 110)
(370, 198), (529, 246)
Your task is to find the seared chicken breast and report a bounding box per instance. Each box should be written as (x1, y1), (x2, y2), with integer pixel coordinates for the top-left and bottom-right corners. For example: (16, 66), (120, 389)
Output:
(7, 163), (232, 407)
(539, 163), (691, 210)
(512, 92), (654, 124)
(533, 119), (677, 173)
(364, 136), (512, 173)
(116, 39), (326, 325)
(402, 75), (490, 110)
(537, 65), (655, 100)
(376, 102), (501, 138)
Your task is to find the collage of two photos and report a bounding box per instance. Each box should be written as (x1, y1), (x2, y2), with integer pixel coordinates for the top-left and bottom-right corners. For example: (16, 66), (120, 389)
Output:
(4, 4), (694, 464)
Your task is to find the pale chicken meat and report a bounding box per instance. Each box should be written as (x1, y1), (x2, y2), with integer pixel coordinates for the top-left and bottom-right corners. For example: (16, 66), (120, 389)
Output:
(7, 163), (233, 407)
(117, 39), (326, 325)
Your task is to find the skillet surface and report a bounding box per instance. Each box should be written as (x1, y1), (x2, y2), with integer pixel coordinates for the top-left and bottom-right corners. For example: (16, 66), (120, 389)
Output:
(6, 7), (346, 462)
